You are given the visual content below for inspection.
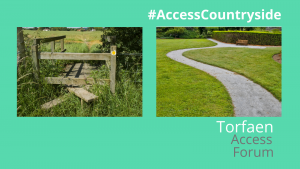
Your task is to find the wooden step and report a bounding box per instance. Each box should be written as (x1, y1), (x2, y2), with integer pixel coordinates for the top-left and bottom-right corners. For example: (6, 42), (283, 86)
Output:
(67, 87), (98, 103)
(41, 97), (65, 110)
(44, 77), (109, 85)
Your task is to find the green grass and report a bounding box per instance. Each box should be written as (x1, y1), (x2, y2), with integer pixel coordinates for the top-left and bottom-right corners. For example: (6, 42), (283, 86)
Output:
(23, 30), (103, 42)
(156, 39), (234, 117)
(18, 61), (142, 117)
(17, 31), (142, 117)
(41, 42), (90, 53)
(183, 47), (282, 101)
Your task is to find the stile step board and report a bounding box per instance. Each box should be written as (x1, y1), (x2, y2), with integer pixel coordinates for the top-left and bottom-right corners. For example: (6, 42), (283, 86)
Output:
(67, 87), (98, 103)
(41, 97), (65, 110)
(45, 77), (109, 85)
(45, 77), (96, 85)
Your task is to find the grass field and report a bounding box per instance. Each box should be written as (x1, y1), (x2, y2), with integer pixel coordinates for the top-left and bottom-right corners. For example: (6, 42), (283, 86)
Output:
(24, 30), (103, 42)
(24, 30), (103, 50)
(183, 47), (282, 101)
(156, 39), (234, 117)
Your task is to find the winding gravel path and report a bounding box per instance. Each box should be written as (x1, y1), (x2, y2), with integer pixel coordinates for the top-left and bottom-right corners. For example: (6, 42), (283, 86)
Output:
(166, 39), (281, 117)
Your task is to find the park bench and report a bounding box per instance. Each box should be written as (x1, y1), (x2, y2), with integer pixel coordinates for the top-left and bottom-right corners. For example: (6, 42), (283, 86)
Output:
(236, 39), (248, 45)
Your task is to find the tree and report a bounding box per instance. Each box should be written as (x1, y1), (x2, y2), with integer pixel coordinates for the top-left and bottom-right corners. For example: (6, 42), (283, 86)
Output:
(161, 27), (171, 32)
(198, 27), (205, 34)
(94, 27), (104, 31)
(38, 27), (46, 31)
(100, 27), (142, 54)
(98, 27), (143, 78)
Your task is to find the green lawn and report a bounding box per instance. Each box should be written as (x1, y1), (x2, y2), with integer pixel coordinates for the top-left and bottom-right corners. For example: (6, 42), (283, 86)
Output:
(157, 39), (234, 117)
(183, 47), (282, 101)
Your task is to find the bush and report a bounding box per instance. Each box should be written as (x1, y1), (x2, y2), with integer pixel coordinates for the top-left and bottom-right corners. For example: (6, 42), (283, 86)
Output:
(165, 27), (186, 38)
(179, 30), (200, 39)
(156, 32), (168, 38)
(206, 31), (213, 38)
(156, 28), (163, 32)
(159, 37), (175, 39)
(201, 32), (208, 38)
(212, 31), (281, 46)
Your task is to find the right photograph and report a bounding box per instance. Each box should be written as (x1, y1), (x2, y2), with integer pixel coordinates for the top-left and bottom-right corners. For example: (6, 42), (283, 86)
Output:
(156, 27), (281, 117)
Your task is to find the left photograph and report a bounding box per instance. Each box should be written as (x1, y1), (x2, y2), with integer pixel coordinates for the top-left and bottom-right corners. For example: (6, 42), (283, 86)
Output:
(17, 27), (142, 117)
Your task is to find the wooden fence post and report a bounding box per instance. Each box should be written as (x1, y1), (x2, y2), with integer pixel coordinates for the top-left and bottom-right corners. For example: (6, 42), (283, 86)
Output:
(51, 41), (55, 52)
(32, 40), (40, 80)
(17, 27), (26, 70)
(110, 45), (116, 94)
(51, 41), (56, 64)
(60, 39), (64, 52)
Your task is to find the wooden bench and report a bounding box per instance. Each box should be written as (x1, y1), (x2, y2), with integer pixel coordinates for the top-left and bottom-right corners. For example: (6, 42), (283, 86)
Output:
(236, 39), (248, 45)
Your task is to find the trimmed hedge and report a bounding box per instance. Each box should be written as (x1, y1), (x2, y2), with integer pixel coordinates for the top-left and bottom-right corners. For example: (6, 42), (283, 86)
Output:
(212, 31), (281, 46)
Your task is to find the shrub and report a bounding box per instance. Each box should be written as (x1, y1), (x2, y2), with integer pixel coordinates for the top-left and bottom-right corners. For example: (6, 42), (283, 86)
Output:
(179, 30), (200, 39)
(156, 32), (164, 38)
(159, 37), (175, 39)
(212, 31), (281, 46)
(165, 27), (186, 38)
(156, 28), (163, 32)
(201, 32), (208, 38)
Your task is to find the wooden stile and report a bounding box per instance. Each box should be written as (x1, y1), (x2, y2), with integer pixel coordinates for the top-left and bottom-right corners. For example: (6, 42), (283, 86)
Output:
(44, 77), (109, 85)
(51, 41), (55, 52)
(17, 27), (26, 69)
(110, 46), (116, 94)
(41, 97), (65, 110)
(61, 39), (64, 52)
(67, 87), (98, 103)
(32, 35), (116, 95)
(31, 43), (40, 79)
(51, 41), (55, 64)
(35, 35), (66, 44)
(39, 52), (111, 60)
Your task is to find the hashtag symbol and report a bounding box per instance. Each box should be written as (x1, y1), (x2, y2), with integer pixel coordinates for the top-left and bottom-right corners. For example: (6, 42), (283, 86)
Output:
(148, 10), (156, 20)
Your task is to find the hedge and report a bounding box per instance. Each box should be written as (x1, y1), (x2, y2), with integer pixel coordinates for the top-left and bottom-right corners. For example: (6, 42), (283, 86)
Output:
(212, 31), (281, 46)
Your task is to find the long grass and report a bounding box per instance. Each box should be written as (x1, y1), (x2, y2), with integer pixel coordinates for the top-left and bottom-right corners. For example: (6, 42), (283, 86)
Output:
(17, 32), (142, 117)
